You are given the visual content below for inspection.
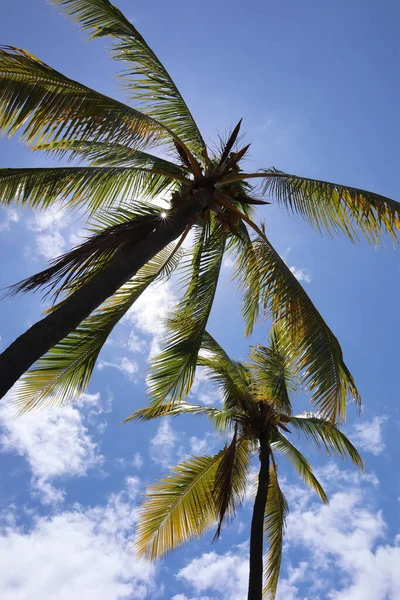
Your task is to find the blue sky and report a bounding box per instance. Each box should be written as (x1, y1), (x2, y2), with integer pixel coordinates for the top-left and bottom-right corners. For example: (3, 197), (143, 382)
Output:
(0, 1), (399, 598)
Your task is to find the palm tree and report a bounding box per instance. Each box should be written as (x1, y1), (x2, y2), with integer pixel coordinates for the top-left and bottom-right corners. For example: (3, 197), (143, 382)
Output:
(1, 0), (399, 420)
(127, 331), (363, 600)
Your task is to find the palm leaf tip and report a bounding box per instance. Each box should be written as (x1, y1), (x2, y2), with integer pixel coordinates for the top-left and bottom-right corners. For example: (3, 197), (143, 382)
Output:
(262, 169), (400, 245)
(289, 414), (364, 471)
(50, 0), (206, 161)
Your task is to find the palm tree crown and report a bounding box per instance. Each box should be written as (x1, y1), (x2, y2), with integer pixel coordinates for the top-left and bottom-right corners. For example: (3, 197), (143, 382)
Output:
(127, 331), (363, 599)
(1, 0), (400, 422)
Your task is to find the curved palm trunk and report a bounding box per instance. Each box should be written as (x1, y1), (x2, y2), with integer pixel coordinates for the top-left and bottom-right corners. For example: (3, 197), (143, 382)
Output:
(0, 196), (206, 400)
(248, 431), (270, 600)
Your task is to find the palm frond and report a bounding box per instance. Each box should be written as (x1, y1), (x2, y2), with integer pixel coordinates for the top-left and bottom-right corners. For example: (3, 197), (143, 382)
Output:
(51, 0), (207, 162)
(270, 430), (328, 503)
(249, 344), (295, 414)
(213, 428), (250, 539)
(32, 140), (191, 172)
(253, 231), (360, 422)
(263, 455), (288, 600)
(12, 242), (183, 412)
(147, 220), (226, 409)
(124, 401), (226, 424)
(288, 414), (364, 470)
(198, 331), (253, 413)
(0, 165), (187, 212)
(135, 451), (224, 560)
(0, 46), (172, 150)
(8, 202), (162, 299)
(229, 220), (261, 335)
(261, 168), (400, 245)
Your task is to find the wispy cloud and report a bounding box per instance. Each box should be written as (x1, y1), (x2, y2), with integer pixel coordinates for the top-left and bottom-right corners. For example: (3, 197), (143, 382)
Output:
(0, 393), (103, 505)
(351, 416), (388, 456)
(0, 481), (155, 599)
(97, 357), (138, 380)
(149, 419), (178, 469)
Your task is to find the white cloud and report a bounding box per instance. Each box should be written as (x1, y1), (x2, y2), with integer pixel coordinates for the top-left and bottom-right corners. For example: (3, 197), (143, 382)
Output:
(127, 332), (147, 354)
(0, 485), (155, 600)
(116, 452), (143, 471)
(26, 205), (72, 261)
(280, 472), (400, 600)
(149, 419), (177, 468)
(0, 207), (19, 231)
(132, 452), (144, 469)
(97, 356), (138, 380)
(190, 433), (219, 455)
(275, 563), (308, 600)
(27, 206), (69, 233)
(289, 266), (311, 283)
(177, 549), (249, 600)
(0, 396), (103, 504)
(172, 595), (212, 600)
(125, 280), (177, 358)
(124, 475), (141, 501)
(35, 230), (66, 260)
(351, 416), (387, 456)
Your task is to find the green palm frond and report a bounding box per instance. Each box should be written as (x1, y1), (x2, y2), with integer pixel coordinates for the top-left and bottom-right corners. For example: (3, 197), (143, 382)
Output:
(213, 429), (250, 538)
(0, 46), (172, 150)
(32, 140), (191, 173)
(288, 414), (364, 470)
(8, 202), (163, 299)
(263, 456), (288, 600)
(229, 220), (261, 335)
(124, 401), (227, 424)
(51, 0), (207, 162)
(271, 430), (328, 503)
(253, 231), (360, 422)
(261, 169), (400, 245)
(12, 242), (183, 413)
(147, 221), (226, 409)
(249, 344), (295, 414)
(135, 451), (224, 560)
(198, 331), (253, 413)
(0, 165), (187, 212)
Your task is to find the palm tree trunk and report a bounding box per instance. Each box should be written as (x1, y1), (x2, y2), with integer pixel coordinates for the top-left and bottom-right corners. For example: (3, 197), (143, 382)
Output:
(0, 196), (207, 400)
(247, 430), (270, 600)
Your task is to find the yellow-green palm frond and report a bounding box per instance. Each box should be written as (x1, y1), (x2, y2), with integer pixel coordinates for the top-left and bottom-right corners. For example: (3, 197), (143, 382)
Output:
(135, 451), (224, 560)
(229, 221), (261, 335)
(123, 401), (235, 429)
(253, 231), (360, 422)
(50, 0), (206, 163)
(198, 331), (253, 414)
(12, 242), (183, 413)
(270, 430), (328, 504)
(147, 221), (226, 409)
(288, 414), (364, 470)
(0, 165), (187, 213)
(249, 344), (295, 414)
(8, 202), (163, 299)
(263, 456), (288, 600)
(261, 168), (400, 245)
(32, 140), (191, 173)
(0, 46), (172, 150)
(213, 429), (250, 539)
